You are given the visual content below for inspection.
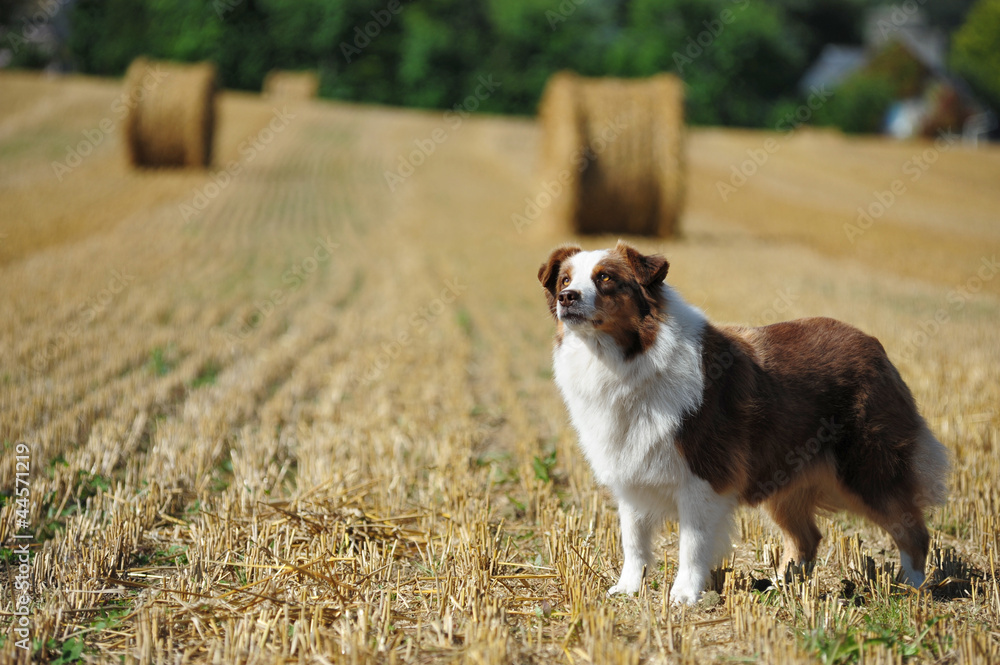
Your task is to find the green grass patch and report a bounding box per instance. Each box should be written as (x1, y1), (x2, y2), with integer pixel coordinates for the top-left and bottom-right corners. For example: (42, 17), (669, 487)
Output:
(794, 592), (948, 664)
(148, 345), (177, 377)
(34, 636), (85, 664)
(191, 360), (222, 388)
(456, 307), (474, 338)
(532, 450), (557, 484)
(132, 544), (189, 568)
(210, 456), (234, 492)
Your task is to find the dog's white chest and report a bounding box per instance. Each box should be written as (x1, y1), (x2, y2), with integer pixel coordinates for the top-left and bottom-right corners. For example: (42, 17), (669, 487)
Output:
(552, 324), (704, 492)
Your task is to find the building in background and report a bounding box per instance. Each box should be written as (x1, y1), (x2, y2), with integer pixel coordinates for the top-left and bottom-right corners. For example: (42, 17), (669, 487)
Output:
(800, 7), (996, 142)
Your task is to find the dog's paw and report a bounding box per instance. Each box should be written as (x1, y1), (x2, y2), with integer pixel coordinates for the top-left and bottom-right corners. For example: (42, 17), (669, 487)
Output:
(607, 580), (641, 597)
(900, 568), (926, 589)
(668, 578), (703, 606)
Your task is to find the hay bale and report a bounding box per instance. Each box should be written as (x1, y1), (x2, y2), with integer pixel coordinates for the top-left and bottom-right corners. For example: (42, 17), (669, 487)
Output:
(537, 71), (584, 234)
(124, 57), (216, 168)
(537, 71), (685, 237)
(263, 70), (319, 100)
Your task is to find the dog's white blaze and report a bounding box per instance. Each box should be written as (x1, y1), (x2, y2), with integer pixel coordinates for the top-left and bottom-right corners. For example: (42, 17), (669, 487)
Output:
(558, 250), (607, 322)
(553, 281), (735, 602)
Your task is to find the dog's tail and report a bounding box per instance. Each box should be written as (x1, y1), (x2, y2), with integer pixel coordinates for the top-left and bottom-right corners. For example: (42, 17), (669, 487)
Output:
(912, 425), (950, 509)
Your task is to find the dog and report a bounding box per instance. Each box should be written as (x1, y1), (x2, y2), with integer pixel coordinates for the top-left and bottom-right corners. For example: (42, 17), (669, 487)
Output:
(538, 241), (950, 604)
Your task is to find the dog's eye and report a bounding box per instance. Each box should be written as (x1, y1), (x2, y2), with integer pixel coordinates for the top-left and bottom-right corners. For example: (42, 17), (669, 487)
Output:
(598, 273), (610, 283)
(561, 276), (570, 287)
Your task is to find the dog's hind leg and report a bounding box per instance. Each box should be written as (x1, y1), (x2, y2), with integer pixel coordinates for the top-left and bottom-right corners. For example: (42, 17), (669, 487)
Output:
(866, 427), (948, 587)
(765, 484), (822, 580)
(867, 496), (931, 587)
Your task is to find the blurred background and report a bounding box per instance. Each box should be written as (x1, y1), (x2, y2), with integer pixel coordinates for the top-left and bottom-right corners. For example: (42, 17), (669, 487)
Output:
(3, 2), (1000, 663)
(2, 0), (997, 138)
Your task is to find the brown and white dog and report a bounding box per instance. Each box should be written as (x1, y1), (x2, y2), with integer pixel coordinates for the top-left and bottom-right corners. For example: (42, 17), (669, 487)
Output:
(539, 241), (950, 604)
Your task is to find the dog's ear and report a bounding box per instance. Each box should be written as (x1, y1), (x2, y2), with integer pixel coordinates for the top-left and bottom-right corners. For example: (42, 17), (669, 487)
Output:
(538, 245), (582, 296)
(616, 240), (669, 288)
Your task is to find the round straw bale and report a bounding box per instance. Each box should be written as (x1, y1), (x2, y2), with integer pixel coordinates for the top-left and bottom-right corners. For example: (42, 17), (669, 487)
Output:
(537, 71), (583, 234)
(263, 70), (319, 100)
(124, 57), (217, 168)
(537, 72), (685, 237)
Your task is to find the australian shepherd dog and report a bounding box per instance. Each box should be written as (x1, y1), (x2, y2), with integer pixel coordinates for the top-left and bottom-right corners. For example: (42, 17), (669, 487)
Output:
(539, 241), (950, 604)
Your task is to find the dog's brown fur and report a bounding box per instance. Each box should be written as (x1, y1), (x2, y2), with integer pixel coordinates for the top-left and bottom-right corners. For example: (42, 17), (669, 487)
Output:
(678, 317), (945, 576)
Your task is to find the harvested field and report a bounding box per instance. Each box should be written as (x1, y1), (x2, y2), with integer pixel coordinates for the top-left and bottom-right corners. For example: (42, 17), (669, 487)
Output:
(1, 70), (1000, 663)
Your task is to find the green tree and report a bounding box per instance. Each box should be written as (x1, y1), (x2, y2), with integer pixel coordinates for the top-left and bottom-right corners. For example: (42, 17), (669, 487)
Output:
(613, 0), (806, 126)
(69, 0), (151, 75)
(63, 0), (823, 126)
(951, 0), (1000, 111)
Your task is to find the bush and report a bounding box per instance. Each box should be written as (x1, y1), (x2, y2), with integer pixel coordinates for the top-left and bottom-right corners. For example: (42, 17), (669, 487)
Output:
(867, 41), (927, 99)
(813, 71), (896, 134)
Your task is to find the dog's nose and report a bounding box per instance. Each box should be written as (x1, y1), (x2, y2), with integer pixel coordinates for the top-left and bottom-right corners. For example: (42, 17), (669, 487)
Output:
(558, 289), (580, 306)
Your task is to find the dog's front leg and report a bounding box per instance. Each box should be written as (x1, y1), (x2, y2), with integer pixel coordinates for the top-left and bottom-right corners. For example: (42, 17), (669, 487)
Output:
(670, 482), (735, 605)
(607, 500), (654, 596)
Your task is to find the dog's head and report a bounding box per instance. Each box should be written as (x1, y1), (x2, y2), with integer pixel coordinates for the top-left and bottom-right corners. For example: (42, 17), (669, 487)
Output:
(538, 241), (669, 356)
